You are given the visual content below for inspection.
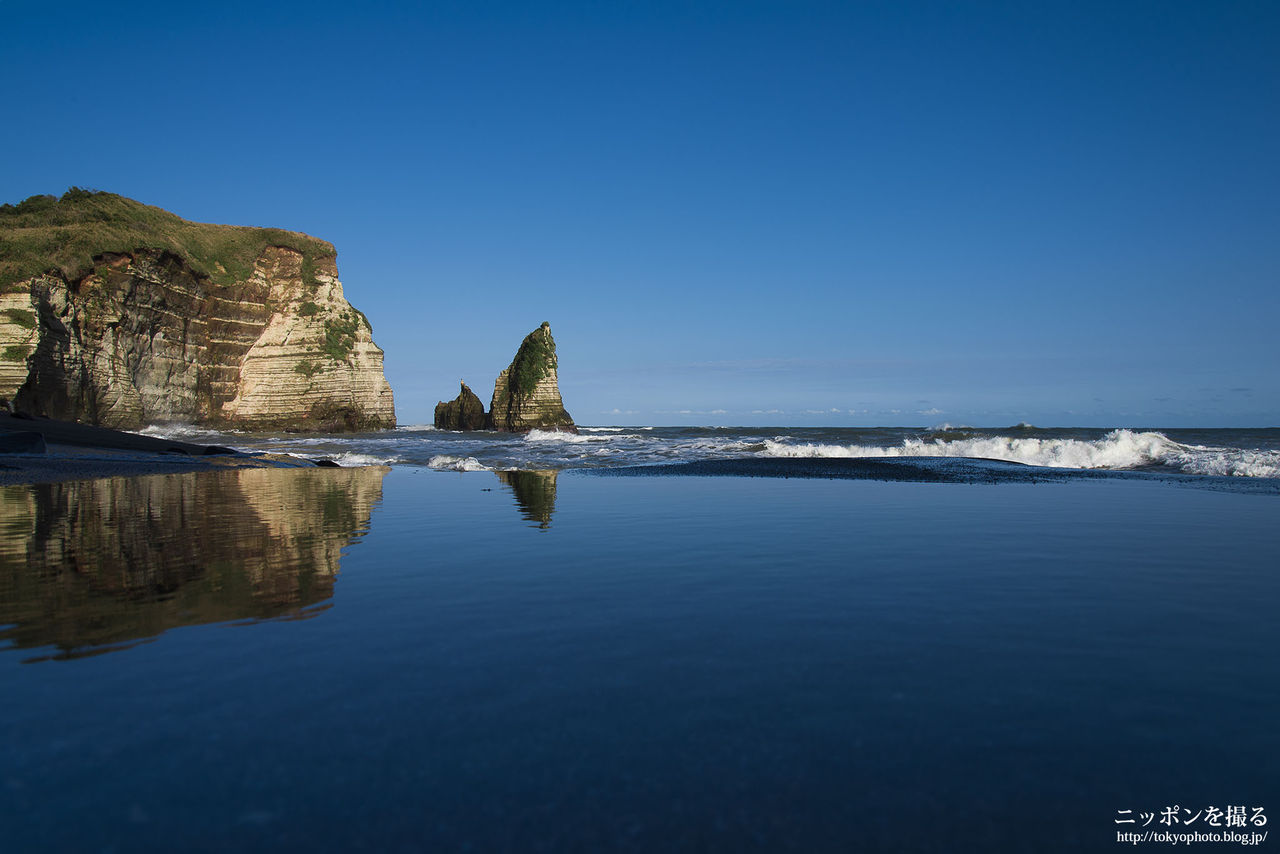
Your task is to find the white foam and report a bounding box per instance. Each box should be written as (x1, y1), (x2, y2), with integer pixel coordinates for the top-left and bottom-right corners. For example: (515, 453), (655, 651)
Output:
(395, 424), (438, 432)
(760, 429), (1280, 477)
(1160, 445), (1280, 478)
(133, 423), (227, 441)
(525, 429), (609, 444)
(326, 452), (399, 467)
(427, 454), (491, 472)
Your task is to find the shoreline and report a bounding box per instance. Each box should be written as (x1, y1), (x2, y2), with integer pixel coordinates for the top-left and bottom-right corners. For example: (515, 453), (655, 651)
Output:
(4, 414), (1276, 492)
(592, 456), (1280, 493)
(0, 413), (334, 486)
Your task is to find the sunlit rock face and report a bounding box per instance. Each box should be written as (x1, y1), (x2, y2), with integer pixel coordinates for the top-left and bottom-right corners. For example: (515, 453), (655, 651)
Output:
(0, 192), (394, 431)
(487, 322), (575, 433)
(215, 248), (396, 431)
(3, 249), (394, 431)
(0, 466), (389, 660)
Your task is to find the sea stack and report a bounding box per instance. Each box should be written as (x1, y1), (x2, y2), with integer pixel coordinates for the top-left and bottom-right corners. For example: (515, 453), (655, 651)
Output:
(0, 190), (395, 432)
(432, 322), (575, 433)
(488, 322), (575, 432)
(434, 381), (487, 430)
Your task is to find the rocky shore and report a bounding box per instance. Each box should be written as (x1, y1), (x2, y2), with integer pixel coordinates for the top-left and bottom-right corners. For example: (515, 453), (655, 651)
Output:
(0, 411), (339, 485)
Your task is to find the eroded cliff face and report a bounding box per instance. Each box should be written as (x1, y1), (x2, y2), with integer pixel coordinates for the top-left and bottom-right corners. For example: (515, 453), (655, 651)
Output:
(0, 246), (395, 431)
(488, 322), (575, 432)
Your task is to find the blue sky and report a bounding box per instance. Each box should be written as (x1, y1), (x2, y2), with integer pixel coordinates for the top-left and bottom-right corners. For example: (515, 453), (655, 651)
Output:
(3, 0), (1277, 426)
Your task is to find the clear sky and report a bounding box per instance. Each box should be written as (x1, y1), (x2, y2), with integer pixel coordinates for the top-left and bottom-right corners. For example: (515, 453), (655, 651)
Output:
(3, 0), (1277, 427)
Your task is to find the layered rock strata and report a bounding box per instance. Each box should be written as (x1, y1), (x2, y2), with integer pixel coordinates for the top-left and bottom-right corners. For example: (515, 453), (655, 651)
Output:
(0, 192), (394, 431)
(488, 323), (575, 432)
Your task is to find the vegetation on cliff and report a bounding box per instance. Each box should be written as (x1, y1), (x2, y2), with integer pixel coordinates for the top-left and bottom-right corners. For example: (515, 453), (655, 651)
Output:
(0, 190), (396, 432)
(511, 322), (557, 398)
(322, 309), (364, 363)
(0, 188), (334, 291)
(489, 322), (575, 432)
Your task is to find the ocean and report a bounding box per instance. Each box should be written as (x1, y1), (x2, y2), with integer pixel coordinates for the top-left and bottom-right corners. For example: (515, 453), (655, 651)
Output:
(139, 423), (1280, 479)
(1, 425), (1277, 851)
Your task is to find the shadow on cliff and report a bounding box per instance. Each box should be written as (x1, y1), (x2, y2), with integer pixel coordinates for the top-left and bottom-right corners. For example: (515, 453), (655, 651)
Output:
(0, 466), (388, 662)
(495, 470), (558, 529)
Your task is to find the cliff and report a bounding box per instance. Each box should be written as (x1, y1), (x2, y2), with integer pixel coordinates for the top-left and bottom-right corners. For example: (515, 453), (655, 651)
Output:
(0, 189), (395, 431)
(434, 381), (487, 430)
(433, 322), (575, 433)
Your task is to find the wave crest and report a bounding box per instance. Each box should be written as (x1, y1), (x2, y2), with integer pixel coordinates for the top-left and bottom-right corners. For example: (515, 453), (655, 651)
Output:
(525, 429), (610, 444)
(427, 455), (491, 472)
(761, 430), (1280, 477)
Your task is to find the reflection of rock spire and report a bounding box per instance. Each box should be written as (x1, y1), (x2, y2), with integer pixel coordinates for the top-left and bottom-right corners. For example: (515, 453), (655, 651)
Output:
(0, 466), (388, 661)
(495, 470), (559, 529)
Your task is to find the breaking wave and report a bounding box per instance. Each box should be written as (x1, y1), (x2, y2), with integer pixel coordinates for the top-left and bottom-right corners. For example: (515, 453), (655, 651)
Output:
(126, 424), (1278, 480)
(427, 455), (492, 472)
(525, 429), (612, 444)
(325, 452), (400, 467)
(760, 430), (1280, 478)
(134, 423), (228, 441)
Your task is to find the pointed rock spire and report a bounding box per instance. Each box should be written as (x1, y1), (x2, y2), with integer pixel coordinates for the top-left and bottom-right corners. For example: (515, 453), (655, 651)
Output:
(488, 322), (575, 432)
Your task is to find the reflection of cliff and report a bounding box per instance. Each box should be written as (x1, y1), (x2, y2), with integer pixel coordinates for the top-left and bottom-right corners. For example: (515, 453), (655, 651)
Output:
(0, 466), (388, 661)
(495, 470), (558, 529)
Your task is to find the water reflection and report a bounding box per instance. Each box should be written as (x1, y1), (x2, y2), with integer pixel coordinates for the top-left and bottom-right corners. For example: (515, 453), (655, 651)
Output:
(495, 470), (558, 529)
(0, 466), (388, 662)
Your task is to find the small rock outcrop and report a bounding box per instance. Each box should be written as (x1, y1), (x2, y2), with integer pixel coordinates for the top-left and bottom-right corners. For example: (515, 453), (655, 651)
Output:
(432, 322), (575, 433)
(0, 190), (395, 432)
(434, 381), (487, 430)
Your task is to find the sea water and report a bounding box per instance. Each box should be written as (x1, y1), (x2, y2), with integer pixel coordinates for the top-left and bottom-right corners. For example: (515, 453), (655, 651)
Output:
(0, 462), (1276, 851)
(137, 423), (1280, 479)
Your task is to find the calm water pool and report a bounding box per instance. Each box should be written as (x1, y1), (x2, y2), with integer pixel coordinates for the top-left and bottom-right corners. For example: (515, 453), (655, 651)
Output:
(1, 466), (1276, 851)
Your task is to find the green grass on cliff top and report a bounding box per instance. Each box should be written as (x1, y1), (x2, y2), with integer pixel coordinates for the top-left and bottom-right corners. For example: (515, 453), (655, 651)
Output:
(0, 188), (335, 290)
(511, 323), (558, 397)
